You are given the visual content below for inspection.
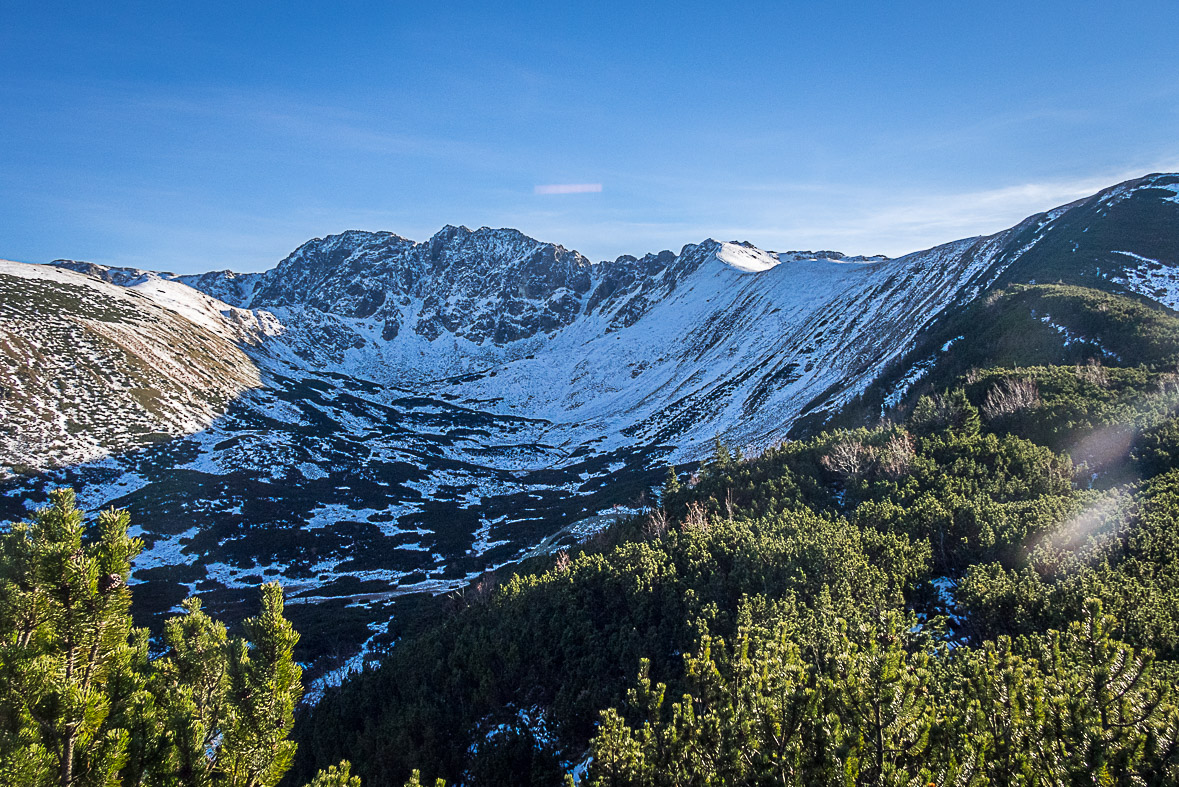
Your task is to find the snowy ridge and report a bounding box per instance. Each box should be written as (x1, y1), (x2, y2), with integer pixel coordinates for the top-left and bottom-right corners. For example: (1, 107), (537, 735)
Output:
(52, 260), (282, 345)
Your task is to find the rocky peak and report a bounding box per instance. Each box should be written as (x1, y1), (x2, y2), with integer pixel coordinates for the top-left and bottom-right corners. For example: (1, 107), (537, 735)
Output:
(249, 231), (419, 309)
(227, 227), (596, 345)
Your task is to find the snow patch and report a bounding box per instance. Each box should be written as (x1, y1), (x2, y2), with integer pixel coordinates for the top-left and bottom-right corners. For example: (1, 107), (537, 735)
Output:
(715, 242), (780, 273)
(1108, 250), (1179, 310)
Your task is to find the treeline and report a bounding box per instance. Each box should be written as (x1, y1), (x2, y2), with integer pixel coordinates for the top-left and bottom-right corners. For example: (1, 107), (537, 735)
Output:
(824, 283), (1179, 435)
(295, 342), (1179, 785)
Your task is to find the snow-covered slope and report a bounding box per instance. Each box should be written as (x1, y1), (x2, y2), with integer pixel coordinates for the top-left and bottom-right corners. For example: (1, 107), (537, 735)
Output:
(0, 261), (264, 475)
(161, 171), (1179, 467)
(52, 260), (282, 345)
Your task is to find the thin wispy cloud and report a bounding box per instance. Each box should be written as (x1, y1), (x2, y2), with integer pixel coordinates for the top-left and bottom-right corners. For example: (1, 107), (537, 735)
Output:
(534, 184), (603, 195)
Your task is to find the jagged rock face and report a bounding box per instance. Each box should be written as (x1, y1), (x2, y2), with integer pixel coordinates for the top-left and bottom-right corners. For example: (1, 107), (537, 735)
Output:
(221, 227), (750, 346)
(594, 246), (713, 331)
(249, 230), (420, 313)
(416, 227), (592, 343)
(239, 227), (598, 345)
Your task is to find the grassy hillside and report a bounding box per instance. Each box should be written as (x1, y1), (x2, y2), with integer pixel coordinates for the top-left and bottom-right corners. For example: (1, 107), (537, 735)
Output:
(0, 267), (262, 477)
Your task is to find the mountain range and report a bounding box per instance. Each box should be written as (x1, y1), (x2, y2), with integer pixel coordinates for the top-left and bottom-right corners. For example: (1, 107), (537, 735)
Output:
(2, 171), (1177, 679)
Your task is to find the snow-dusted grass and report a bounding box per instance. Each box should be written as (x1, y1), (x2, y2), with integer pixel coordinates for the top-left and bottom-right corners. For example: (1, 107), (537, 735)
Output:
(0, 262), (262, 472)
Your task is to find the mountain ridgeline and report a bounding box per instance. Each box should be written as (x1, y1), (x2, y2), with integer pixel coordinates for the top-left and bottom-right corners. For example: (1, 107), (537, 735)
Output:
(2, 173), (1179, 785)
(43, 174), (1176, 455)
(180, 227), (885, 345)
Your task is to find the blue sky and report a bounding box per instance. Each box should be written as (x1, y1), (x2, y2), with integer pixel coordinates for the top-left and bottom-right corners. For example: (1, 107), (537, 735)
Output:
(3, 1), (1178, 273)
